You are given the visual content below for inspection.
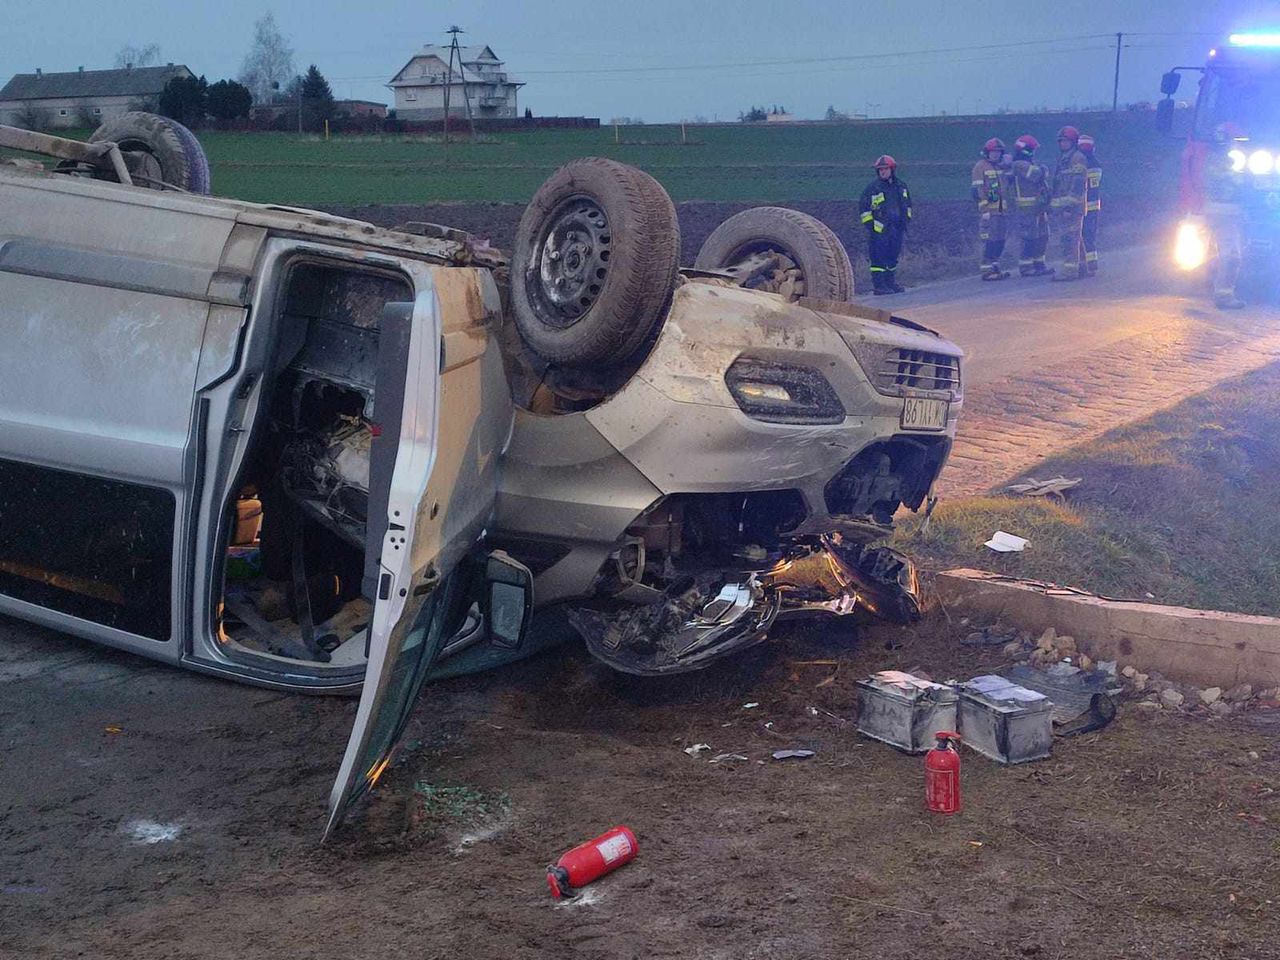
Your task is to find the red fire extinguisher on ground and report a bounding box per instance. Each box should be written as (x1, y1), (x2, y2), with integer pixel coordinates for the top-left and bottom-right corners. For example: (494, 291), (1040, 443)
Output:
(547, 826), (638, 899)
(925, 732), (962, 815)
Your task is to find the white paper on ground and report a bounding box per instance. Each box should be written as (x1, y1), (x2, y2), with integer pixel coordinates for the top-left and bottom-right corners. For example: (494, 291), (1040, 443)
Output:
(985, 530), (1029, 553)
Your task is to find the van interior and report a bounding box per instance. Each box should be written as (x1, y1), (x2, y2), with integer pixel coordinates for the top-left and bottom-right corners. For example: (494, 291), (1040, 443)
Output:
(214, 261), (411, 668)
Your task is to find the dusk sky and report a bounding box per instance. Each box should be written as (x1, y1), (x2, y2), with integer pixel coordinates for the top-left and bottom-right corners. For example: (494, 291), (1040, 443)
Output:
(5, 0), (1278, 120)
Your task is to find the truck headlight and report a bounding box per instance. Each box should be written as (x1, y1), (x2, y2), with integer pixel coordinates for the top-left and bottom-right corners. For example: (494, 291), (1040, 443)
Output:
(1174, 220), (1209, 271)
(1229, 149), (1247, 173)
(1249, 149), (1275, 175)
(725, 359), (845, 424)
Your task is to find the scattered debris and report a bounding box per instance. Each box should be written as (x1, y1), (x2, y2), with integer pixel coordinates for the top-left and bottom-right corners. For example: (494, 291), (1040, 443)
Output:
(771, 749), (816, 761)
(1225, 683), (1254, 703)
(984, 531), (1029, 553)
(961, 625), (1018, 646)
(742, 702), (760, 709)
(1199, 687), (1223, 705)
(1004, 476), (1083, 498)
(1209, 701), (1233, 717)
(709, 753), (749, 764)
(684, 743), (712, 757)
(104, 725), (122, 734)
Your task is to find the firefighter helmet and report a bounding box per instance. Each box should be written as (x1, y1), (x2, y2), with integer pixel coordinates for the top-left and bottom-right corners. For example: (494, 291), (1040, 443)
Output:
(1014, 134), (1039, 154)
(983, 137), (1006, 155)
(1078, 134), (1095, 153)
(873, 154), (897, 170)
(1057, 125), (1080, 142)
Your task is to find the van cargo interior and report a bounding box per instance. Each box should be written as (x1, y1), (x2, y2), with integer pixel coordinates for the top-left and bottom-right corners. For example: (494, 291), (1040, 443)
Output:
(215, 262), (411, 667)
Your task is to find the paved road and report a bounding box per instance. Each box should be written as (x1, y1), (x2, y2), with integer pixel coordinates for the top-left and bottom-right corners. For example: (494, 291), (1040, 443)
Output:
(855, 246), (1280, 493)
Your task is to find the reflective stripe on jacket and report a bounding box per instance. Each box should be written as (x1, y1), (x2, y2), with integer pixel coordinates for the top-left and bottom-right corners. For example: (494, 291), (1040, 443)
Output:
(971, 158), (1007, 214)
(1085, 158), (1102, 213)
(1011, 158), (1050, 209)
(859, 175), (913, 231)
(1051, 147), (1089, 206)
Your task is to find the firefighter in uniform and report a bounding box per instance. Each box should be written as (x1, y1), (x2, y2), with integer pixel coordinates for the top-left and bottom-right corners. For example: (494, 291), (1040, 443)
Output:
(1079, 134), (1102, 276)
(1049, 125), (1090, 281)
(1009, 135), (1052, 276)
(1206, 123), (1247, 309)
(972, 137), (1011, 280)
(859, 154), (913, 294)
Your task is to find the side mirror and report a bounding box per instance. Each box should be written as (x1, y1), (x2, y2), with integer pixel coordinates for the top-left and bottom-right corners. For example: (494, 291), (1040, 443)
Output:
(484, 551), (533, 649)
(1161, 71), (1182, 97)
(1156, 98), (1175, 134)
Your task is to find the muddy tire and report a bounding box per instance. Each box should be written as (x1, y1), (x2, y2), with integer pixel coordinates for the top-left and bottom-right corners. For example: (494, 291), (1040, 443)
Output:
(511, 158), (680, 367)
(694, 206), (854, 301)
(90, 112), (211, 194)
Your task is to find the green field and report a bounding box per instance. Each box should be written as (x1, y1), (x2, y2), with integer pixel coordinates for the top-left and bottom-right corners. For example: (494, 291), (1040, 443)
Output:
(6, 114), (1178, 206)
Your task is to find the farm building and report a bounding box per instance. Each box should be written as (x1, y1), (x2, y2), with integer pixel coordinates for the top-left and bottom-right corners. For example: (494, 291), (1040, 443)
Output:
(388, 44), (523, 120)
(0, 64), (193, 129)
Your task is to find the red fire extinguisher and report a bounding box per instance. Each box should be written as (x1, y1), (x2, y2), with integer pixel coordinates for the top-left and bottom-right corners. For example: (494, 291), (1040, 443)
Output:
(925, 732), (962, 815)
(546, 826), (638, 900)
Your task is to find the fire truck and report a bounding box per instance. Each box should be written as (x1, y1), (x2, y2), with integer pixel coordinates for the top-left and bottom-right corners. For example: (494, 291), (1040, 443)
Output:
(1159, 33), (1280, 295)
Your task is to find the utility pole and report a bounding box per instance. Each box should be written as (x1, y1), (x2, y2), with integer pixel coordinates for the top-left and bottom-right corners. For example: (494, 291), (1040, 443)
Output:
(1113, 32), (1123, 112)
(444, 25), (477, 146)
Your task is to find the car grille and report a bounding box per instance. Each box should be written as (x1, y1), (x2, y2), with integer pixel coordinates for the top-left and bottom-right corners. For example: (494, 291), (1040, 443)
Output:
(876, 348), (960, 393)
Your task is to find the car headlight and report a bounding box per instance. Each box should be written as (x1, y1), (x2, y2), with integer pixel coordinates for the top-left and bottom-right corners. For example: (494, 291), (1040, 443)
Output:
(725, 359), (845, 424)
(1248, 149), (1275, 175)
(1174, 219), (1209, 271)
(1229, 148), (1248, 173)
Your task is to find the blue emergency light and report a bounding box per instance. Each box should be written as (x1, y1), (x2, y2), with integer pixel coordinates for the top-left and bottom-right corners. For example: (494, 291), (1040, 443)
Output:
(1229, 33), (1280, 48)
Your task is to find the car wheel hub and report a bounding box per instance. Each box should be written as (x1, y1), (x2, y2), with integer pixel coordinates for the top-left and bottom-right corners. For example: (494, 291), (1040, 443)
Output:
(534, 199), (611, 326)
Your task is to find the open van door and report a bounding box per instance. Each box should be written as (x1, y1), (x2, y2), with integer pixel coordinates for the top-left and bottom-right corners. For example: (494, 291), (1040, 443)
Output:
(321, 277), (527, 839)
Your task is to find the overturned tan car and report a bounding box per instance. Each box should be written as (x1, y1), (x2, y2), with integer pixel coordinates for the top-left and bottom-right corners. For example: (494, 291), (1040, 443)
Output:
(0, 115), (961, 830)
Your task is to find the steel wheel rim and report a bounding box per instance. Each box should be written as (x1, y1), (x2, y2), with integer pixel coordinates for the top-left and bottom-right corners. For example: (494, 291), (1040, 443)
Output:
(530, 197), (612, 328)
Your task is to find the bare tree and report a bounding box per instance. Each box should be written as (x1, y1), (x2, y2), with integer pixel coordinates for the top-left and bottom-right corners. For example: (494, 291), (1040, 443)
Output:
(239, 13), (295, 104)
(114, 43), (162, 69)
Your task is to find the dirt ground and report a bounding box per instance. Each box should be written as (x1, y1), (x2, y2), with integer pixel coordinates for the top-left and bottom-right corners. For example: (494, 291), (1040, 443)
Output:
(3, 605), (1278, 960)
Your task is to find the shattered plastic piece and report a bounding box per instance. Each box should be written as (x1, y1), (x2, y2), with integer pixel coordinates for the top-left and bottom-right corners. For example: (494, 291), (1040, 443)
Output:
(709, 753), (749, 764)
(1004, 476), (1082, 497)
(683, 743), (712, 757)
(771, 749), (816, 760)
(742, 702), (760, 709)
(984, 531), (1028, 553)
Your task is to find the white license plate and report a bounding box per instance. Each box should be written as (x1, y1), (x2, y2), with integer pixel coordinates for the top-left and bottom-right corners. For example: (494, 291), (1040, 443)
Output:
(901, 397), (948, 431)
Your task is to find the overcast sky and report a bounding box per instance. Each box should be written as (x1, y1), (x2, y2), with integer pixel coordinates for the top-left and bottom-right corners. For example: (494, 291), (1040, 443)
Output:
(4, 0), (1277, 120)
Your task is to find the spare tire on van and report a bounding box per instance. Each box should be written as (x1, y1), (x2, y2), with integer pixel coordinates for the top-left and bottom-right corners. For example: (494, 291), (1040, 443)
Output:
(90, 112), (212, 195)
(511, 158), (680, 367)
(694, 206), (854, 302)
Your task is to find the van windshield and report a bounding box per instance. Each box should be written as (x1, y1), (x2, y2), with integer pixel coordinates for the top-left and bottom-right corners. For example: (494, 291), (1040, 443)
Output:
(1196, 65), (1280, 141)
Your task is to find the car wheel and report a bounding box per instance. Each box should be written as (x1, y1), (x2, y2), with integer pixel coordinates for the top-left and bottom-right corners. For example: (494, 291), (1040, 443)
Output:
(511, 157), (680, 367)
(90, 112), (212, 194)
(694, 206), (854, 301)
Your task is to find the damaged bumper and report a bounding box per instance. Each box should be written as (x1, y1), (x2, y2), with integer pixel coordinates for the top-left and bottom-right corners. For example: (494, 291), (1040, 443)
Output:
(567, 537), (920, 676)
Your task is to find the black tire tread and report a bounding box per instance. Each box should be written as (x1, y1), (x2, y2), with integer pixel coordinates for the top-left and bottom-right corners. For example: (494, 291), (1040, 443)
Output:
(89, 112), (210, 194)
(512, 157), (680, 367)
(694, 206), (855, 301)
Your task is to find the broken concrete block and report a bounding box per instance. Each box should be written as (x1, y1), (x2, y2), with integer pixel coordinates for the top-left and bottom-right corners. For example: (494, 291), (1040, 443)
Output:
(1133, 673), (1149, 692)
(1036, 628), (1057, 652)
(1160, 689), (1185, 708)
(934, 569), (1280, 690)
(1199, 687), (1223, 705)
(1055, 636), (1078, 657)
(1209, 701), (1232, 717)
(1122, 665), (1138, 679)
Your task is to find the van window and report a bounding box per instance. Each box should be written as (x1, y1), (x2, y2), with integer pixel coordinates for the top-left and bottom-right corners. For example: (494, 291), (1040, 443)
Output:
(0, 458), (174, 640)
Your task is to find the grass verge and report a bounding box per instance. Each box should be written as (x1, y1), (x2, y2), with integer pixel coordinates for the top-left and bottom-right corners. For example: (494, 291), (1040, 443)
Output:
(897, 362), (1280, 616)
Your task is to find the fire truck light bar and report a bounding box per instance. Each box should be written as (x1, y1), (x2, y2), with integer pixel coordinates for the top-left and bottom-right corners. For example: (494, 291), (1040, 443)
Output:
(1229, 33), (1280, 48)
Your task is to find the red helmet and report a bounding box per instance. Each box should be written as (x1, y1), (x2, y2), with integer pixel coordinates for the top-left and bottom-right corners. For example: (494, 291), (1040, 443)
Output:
(1057, 125), (1080, 142)
(873, 154), (897, 170)
(983, 137), (1006, 155)
(1078, 133), (1095, 153)
(1014, 134), (1039, 153)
